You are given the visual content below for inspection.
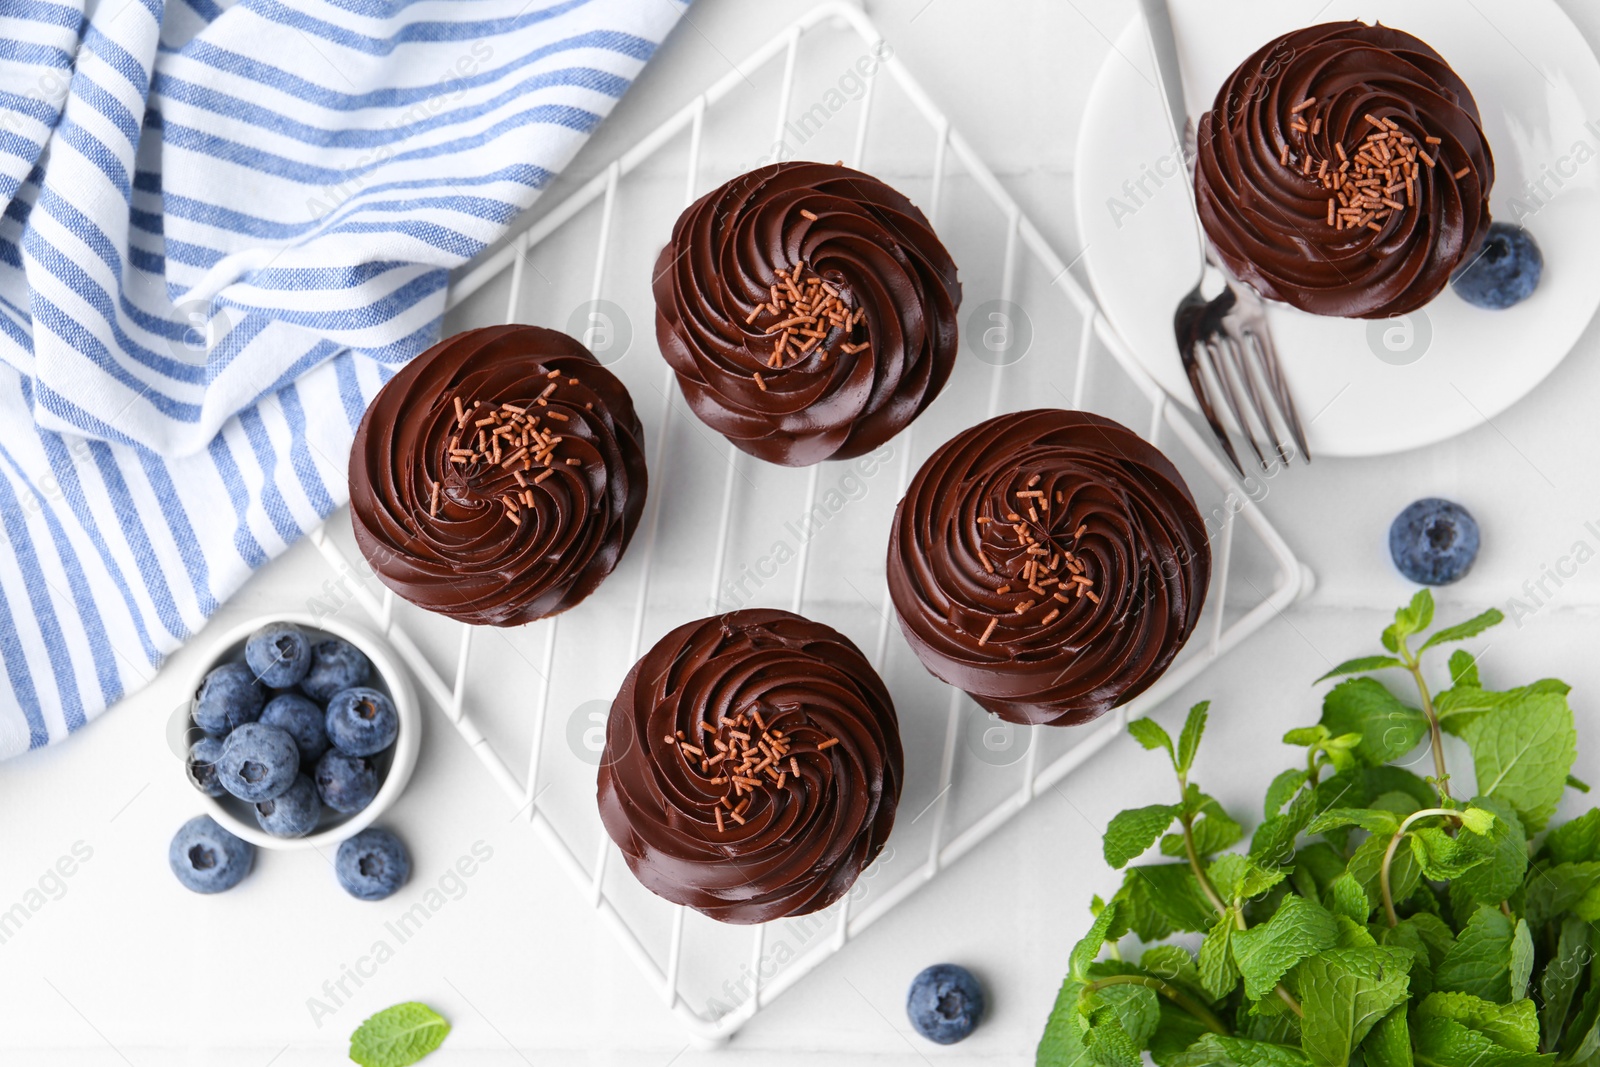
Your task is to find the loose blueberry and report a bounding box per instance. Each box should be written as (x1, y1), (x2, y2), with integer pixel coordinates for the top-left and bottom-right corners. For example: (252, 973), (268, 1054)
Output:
(218, 722), (300, 802)
(325, 687), (399, 757)
(193, 662), (265, 737)
(907, 964), (985, 1045)
(335, 827), (411, 901)
(315, 750), (379, 814)
(1451, 222), (1542, 310)
(1389, 498), (1480, 586)
(301, 638), (371, 703)
(185, 737), (227, 797)
(169, 815), (255, 894)
(255, 774), (321, 838)
(260, 692), (330, 765)
(245, 622), (312, 689)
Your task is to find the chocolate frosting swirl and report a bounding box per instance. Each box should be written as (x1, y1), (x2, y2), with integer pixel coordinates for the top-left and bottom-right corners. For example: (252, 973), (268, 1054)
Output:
(597, 609), (902, 924)
(1195, 21), (1493, 318)
(349, 325), (647, 627)
(887, 410), (1210, 727)
(653, 162), (961, 466)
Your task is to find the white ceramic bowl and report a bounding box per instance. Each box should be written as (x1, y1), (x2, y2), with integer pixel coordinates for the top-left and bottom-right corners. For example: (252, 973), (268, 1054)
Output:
(182, 613), (419, 850)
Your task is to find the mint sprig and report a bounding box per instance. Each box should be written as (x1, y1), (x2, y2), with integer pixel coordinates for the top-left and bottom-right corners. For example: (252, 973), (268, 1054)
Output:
(1038, 590), (1591, 1067)
(349, 1002), (450, 1067)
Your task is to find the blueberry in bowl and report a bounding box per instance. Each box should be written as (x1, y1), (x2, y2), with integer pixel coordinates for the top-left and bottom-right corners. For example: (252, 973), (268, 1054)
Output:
(1390, 498), (1479, 586)
(1451, 222), (1541, 310)
(255, 774), (321, 838)
(169, 815), (255, 894)
(193, 662), (264, 737)
(300, 638), (371, 703)
(185, 737), (227, 797)
(180, 615), (416, 851)
(315, 750), (380, 815)
(335, 827), (411, 901)
(245, 622), (313, 688)
(260, 692), (330, 765)
(907, 963), (985, 1044)
(325, 687), (399, 757)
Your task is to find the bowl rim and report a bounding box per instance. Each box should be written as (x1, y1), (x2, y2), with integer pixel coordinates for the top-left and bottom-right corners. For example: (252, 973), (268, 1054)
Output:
(183, 612), (420, 851)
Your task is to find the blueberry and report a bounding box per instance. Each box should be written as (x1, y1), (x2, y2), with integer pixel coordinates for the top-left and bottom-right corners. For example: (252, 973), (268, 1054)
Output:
(260, 693), (330, 765)
(325, 687), (399, 757)
(1390, 498), (1480, 586)
(1452, 222), (1542, 310)
(255, 774), (321, 838)
(301, 638), (371, 703)
(218, 722), (300, 802)
(335, 827), (411, 901)
(245, 622), (312, 689)
(193, 662), (264, 737)
(907, 964), (984, 1045)
(168, 815), (254, 894)
(315, 750), (379, 814)
(185, 737), (227, 797)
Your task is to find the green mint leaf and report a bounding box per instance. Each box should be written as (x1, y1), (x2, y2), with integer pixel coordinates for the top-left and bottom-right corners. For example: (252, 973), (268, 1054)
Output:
(1283, 725), (1330, 748)
(1417, 608), (1505, 653)
(1148, 998), (1214, 1066)
(1176, 702), (1209, 775)
(1436, 678), (1570, 737)
(1296, 946), (1412, 1067)
(1082, 999), (1146, 1067)
(349, 1002), (450, 1067)
(1509, 920), (1534, 1003)
(1209, 854), (1286, 905)
(1408, 825), (1494, 881)
(1403, 912), (1458, 968)
(1306, 808), (1401, 838)
(1411, 1015), (1551, 1067)
(1435, 905), (1517, 1003)
(1036, 978), (1095, 1067)
(1198, 911), (1240, 1001)
(1168, 1034), (1312, 1067)
(1140, 945), (1206, 1000)
(1320, 678), (1427, 767)
(1317, 656), (1406, 682)
(1232, 895), (1340, 1000)
(1117, 864), (1216, 938)
(1266, 770), (1310, 817)
(1127, 717), (1175, 765)
(1104, 804), (1179, 869)
(1162, 797), (1242, 859)
(1416, 992), (1539, 1054)
(1541, 808), (1600, 864)
(1333, 915), (1378, 949)
(1361, 1006), (1413, 1067)
(1070, 899), (1120, 981)
(1381, 590), (1434, 653)
(1251, 787), (1319, 868)
(1376, 921), (1435, 1000)
(1456, 806), (1496, 835)
(1522, 861), (1600, 930)
(1461, 687), (1577, 832)
(1450, 797), (1527, 909)
(1540, 916), (1589, 1051)
(1326, 875), (1371, 924)
(1447, 649), (1480, 689)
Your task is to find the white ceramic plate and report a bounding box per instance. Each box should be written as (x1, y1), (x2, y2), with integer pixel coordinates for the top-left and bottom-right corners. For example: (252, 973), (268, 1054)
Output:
(1075, 0), (1600, 457)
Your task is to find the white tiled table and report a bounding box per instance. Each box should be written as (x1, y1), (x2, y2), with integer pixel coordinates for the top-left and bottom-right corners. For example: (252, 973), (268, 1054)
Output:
(5, 1), (1600, 1063)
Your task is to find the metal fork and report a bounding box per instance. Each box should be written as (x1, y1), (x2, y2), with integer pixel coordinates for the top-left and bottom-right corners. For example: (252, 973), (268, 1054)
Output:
(1140, 0), (1309, 474)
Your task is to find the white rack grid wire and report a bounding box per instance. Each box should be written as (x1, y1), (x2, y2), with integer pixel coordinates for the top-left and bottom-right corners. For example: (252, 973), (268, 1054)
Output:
(306, 2), (1311, 1046)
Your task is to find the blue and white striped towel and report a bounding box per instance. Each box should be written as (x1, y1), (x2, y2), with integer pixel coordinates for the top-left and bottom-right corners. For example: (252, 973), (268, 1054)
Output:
(0, 0), (687, 758)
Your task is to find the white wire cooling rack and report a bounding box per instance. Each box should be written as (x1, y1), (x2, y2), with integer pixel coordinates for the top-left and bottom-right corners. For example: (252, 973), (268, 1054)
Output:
(306, 2), (1312, 1045)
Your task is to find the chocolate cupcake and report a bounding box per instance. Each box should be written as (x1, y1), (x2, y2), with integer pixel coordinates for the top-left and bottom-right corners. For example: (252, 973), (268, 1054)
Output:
(653, 162), (961, 466)
(887, 410), (1210, 727)
(1195, 21), (1493, 318)
(597, 609), (902, 924)
(349, 325), (647, 627)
